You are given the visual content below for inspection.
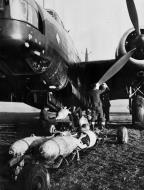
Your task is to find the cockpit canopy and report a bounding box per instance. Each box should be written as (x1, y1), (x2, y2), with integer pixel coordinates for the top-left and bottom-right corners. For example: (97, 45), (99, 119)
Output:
(0, 0), (65, 32)
(46, 9), (65, 29)
(0, 0), (42, 30)
(10, 0), (38, 28)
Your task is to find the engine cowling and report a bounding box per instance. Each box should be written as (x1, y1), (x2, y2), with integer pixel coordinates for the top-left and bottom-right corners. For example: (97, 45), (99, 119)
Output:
(116, 28), (144, 69)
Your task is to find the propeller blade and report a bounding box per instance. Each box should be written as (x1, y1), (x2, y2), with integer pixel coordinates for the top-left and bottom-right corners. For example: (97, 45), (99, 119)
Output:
(98, 49), (136, 85)
(126, 0), (141, 36)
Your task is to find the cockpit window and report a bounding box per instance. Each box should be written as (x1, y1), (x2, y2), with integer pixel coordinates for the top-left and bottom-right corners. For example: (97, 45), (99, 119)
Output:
(10, 0), (38, 29)
(10, 0), (27, 21)
(28, 3), (38, 28)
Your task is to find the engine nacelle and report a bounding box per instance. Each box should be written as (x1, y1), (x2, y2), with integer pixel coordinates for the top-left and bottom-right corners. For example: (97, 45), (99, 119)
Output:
(116, 28), (144, 69)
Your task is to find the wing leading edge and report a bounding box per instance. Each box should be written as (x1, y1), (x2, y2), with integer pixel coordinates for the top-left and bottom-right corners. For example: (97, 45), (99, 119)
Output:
(69, 59), (116, 90)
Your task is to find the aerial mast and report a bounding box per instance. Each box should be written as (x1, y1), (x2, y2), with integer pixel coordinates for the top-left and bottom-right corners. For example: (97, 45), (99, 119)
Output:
(43, 0), (45, 8)
(85, 48), (88, 62)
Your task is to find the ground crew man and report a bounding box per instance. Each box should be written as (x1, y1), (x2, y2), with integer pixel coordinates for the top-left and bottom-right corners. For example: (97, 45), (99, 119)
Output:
(100, 83), (111, 123)
(90, 82), (106, 129)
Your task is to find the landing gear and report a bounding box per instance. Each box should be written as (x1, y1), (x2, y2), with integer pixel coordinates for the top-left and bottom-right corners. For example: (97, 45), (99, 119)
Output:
(128, 82), (144, 126)
(132, 95), (144, 126)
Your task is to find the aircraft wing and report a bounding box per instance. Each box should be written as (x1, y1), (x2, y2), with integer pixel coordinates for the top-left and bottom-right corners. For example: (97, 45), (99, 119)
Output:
(72, 47), (136, 86)
(69, 57), (135, 100)
(71, 59), (116, 87)
(69, 59), (121, 94)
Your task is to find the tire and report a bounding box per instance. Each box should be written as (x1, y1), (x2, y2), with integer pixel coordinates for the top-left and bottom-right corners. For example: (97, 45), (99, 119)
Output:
(24, 163), (51, 190)
(117, 127), (128, 144)
(132, 95), (144, 126)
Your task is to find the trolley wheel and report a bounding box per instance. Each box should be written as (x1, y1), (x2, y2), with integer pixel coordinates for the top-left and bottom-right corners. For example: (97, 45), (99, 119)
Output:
(24, 163), (50, 190)
(117, 126), (128, 144)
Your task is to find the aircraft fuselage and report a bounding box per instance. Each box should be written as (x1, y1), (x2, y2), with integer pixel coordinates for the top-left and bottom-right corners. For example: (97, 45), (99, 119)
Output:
(0, 0), (80, 92)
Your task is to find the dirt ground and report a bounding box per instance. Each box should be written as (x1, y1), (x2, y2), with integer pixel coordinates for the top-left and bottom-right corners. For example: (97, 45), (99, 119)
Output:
(0, 112), (144, 190)
(50, 126), (144, 190)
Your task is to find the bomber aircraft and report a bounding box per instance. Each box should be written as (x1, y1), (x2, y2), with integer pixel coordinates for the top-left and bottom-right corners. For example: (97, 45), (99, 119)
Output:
(0, 0), (143, 126)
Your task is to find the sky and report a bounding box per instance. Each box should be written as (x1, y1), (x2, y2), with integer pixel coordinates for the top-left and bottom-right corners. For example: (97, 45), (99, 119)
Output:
(35, 0), (144, 61)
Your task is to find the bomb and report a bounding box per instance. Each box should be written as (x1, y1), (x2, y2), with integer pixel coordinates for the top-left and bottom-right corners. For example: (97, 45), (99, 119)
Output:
(40, 130), (97, 162)
(39, 135), (86, 162)
(9, 135), (45, 156)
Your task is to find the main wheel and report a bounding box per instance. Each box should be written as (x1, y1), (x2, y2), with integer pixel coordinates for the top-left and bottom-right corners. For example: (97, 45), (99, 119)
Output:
(24, 164), (50, 190)
(132, 95), (144, 126)
(117, 127), (128, 144)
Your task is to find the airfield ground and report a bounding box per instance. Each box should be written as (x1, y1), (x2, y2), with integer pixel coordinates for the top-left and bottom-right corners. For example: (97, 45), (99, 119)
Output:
(0, 100), (144, 190)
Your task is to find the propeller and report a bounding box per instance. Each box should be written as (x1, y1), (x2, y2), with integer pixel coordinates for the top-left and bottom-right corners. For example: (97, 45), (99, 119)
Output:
(97, 0), (143, 85)
(126, 0), (141, 36)
(126, 0), (144, 51)
(98, 49), (136, 85)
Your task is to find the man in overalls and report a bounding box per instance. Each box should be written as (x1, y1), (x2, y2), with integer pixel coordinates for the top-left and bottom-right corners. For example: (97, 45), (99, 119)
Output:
(91, 83), (106, 130)
(100, 83), (111, 123)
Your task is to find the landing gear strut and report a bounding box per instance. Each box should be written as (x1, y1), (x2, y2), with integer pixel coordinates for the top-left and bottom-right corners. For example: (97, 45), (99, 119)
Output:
(129, 83), (144, 126)
(132, 95), (144, 126)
